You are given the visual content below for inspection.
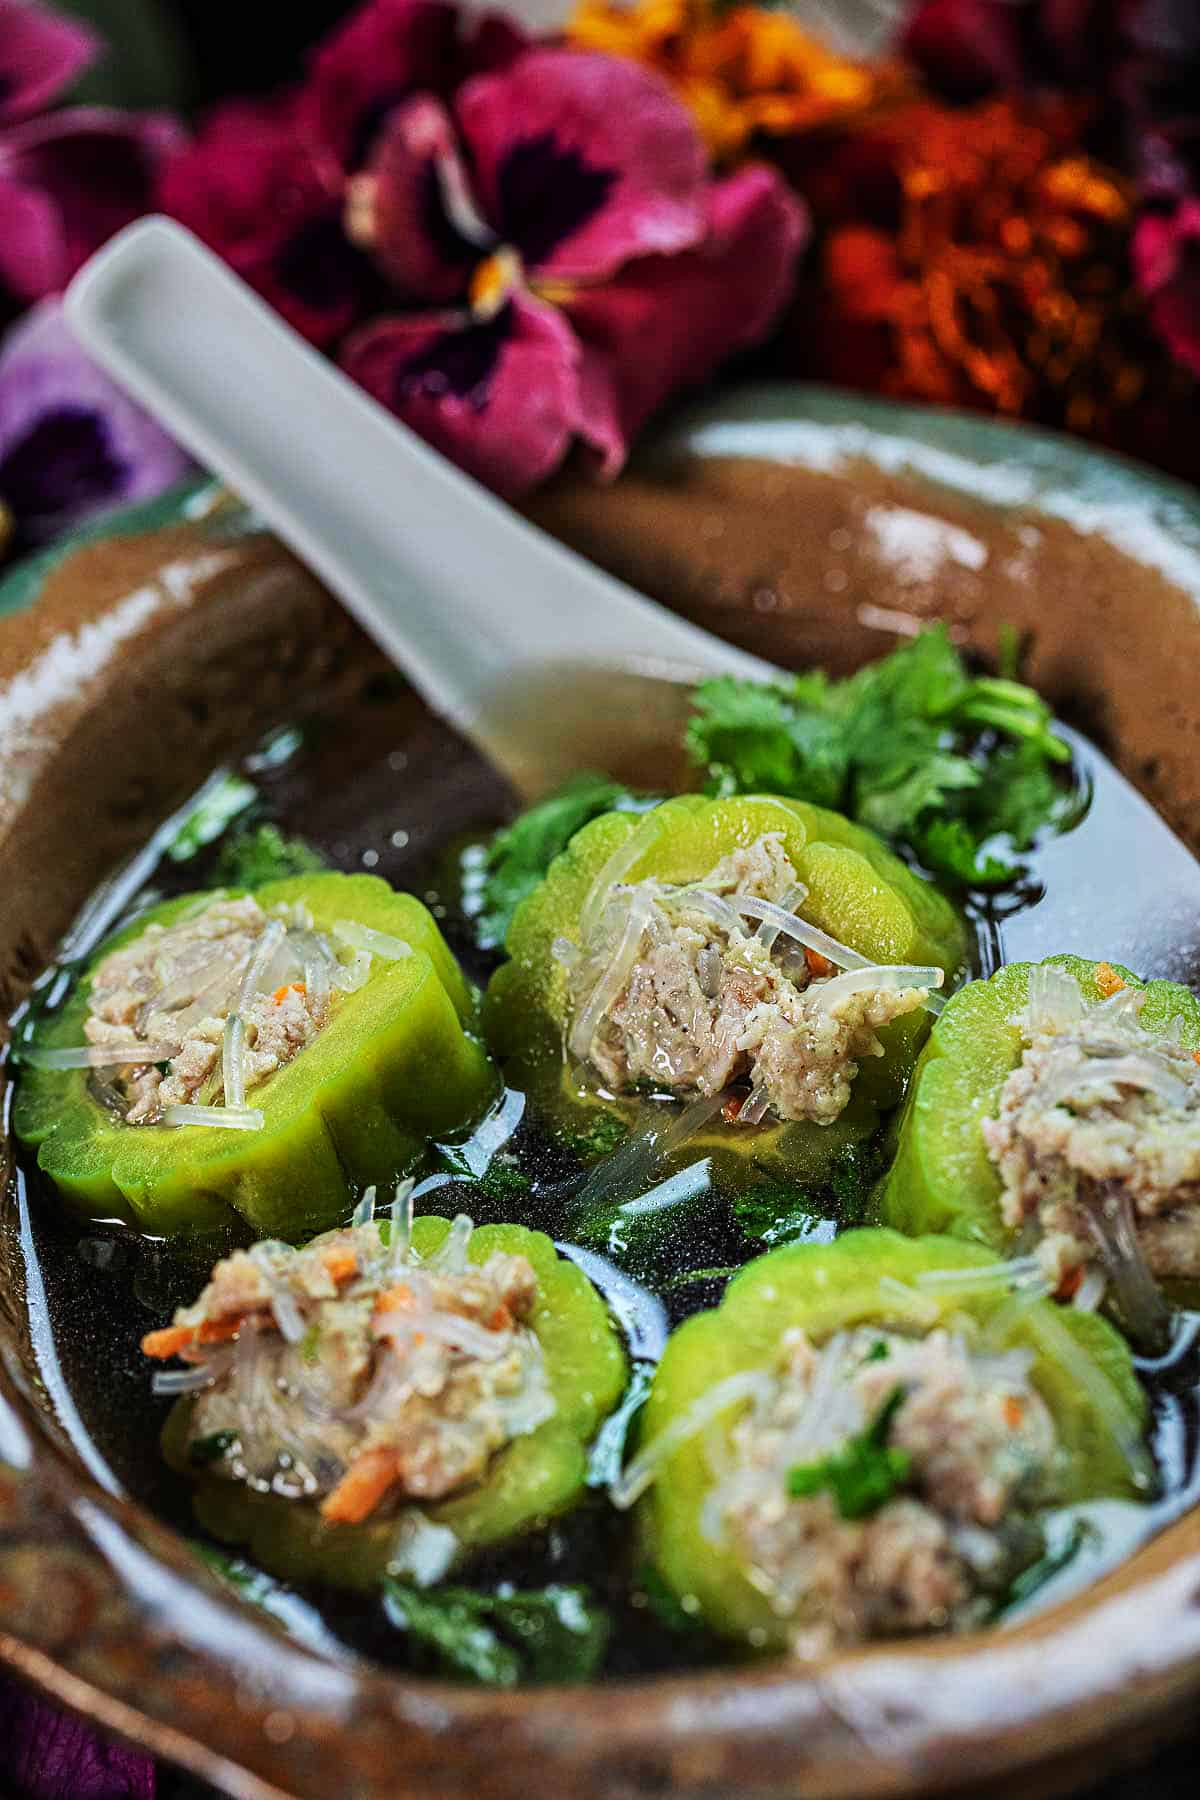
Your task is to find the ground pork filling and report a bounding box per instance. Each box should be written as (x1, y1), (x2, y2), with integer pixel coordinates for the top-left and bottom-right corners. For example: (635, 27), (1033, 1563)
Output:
(710, 1325), (1057, 1657)
(981, 966), (1200, 1295)
(562, 833), (940, 1126)
(143, 1210), (554, 1523)
(82, 895), (377, 1125)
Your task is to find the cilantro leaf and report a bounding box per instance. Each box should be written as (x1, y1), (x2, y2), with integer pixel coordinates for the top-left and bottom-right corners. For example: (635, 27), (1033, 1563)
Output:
(733, 1182), (836, 1247)
(686, 625), (1076, 890)
(467, 775), (656, 952)
(786, 1387), (912, 1520)
(683, 677), (848, 808)
(636, 1564), (708, 1635)
(214, 822), (328, 888)
(382, 1580), (609, 1684)
(558, 1109), (629, 1163)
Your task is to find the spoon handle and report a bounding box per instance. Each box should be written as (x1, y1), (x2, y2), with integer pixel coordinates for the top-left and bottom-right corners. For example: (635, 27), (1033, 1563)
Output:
(66, 220), (776, 739)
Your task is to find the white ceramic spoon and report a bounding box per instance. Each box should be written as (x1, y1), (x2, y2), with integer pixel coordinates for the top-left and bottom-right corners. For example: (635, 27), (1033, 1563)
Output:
(65, 218), (775, 799)
(65, 219), (1200, 977)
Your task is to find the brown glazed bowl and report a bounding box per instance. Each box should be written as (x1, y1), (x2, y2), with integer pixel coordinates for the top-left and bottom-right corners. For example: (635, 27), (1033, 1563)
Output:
(2, 387), (1200, 1799)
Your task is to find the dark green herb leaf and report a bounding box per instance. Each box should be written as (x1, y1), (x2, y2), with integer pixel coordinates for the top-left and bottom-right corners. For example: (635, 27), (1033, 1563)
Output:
(188, 1430), (237, 1466)
(381, 1579), (609, 1684)
(214, 822), (328, 888)
(786, 1387), (912, 1520)
(636, 1564), (707, 1635)
(915, 817), (1017, 887)
(732, 1181), (835, 1247)
(686, 625), (1075, 889)
(468, 775), (656, 952)
(486, 1585), (610, 1683)
(865, 1340), (890, 1362)
(559, 1109), (629, 1163)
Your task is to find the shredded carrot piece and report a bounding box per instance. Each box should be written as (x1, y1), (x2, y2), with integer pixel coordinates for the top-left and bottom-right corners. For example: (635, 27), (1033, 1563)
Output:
(805, 947), (836, 980)
(322, 1246), (359, 1286)
(272, 982), (306, 1004)
(375, 1284), (413, 1315)
(721, 1097), (743, 1123)
(1056, 1265), (1083, 1301)
(320, 1447), (401, 1524)
(142, 1314), (247, 1359)
(1192, 1050), (1200, 1068)
(1095, 962), (1126, 998)
(141, 1323), (195, 1359)
(1003, 1396), (1025, 1429)
(197, 1316), (245, 1346)
(486, 1303), (512, 1332)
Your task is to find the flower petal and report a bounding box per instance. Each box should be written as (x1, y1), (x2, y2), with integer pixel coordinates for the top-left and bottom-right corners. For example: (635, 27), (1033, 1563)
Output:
(0, 172), (63, 317)
(356, 94), (490, 301)
(0, 299), (192, 547)
(903, 0), (1123, 102)
(0, 1675), (154, 1800)
(303, 0), (463, 173)
(0, 0), (99, 125)
(341, 290), (582, 495)
(158, 97), (373, 348)
(566, 161), (807, 476)
(456, 48), (708, 281)
(0, 105), (185, 289)
(1134, 198), (1200, 380)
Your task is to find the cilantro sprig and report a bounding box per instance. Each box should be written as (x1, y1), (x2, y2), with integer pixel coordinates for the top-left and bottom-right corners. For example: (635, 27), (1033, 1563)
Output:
(382, 1579), (610, 1685)
(686, 626), (1078, 888)
(786, 1387), (912, 1520)
(465, 775), (660, 952)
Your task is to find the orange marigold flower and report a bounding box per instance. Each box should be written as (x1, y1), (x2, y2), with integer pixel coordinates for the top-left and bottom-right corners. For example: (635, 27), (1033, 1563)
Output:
(812, 95), (1147, 432)
(569, 0), (896, 161)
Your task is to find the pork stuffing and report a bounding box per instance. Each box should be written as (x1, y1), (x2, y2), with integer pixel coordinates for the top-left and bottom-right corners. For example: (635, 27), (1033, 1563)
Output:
(143, 1212), (554, 1523)
(982, 966), (1200, 1290)
(564, 834), (938, 1126)
(85, 896), (334, 1123)
(713, 1324), (1057, 1657)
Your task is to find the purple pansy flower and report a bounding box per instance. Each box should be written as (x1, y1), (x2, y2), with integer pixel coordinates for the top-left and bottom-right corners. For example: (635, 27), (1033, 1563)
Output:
(0, 1679), (154, 1800)
(0, 0), (99, 126)
(0, 299), (193, 550)
(340, 48), (806, 493)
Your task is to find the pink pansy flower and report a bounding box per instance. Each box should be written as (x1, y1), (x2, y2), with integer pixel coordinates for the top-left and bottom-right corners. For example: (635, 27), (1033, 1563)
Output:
(1134, 194), (1200, 381)
(0, 0), (99, 125)
(159, 0), (527, 350)
(159, 95), (376, 350)
(340, 48), (807, 494)
(0, 107), (185, 302)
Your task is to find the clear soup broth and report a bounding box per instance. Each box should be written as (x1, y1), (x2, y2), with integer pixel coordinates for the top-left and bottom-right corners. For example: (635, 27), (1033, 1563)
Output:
(11, 665), (1200, 1681)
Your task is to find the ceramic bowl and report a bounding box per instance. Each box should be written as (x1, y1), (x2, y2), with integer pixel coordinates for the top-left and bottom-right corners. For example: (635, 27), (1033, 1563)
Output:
(2, 388), (1200, 1799)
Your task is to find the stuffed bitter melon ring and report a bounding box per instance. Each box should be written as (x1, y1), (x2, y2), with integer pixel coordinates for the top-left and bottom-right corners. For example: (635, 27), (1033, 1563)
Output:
(484, 794), (967, 1178)
(877, 955), (1200, 1313)
(15, 873), (496, 1237)
(153, 1212), (628, 1588)
(630, 1229), (1147, 1655)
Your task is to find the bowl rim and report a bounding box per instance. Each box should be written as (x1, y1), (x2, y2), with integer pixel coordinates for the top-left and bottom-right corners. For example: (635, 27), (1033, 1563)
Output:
(3, 388), (1200, 1800)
